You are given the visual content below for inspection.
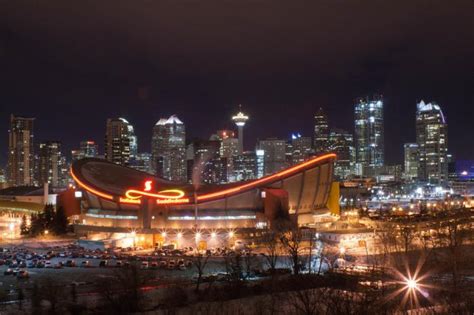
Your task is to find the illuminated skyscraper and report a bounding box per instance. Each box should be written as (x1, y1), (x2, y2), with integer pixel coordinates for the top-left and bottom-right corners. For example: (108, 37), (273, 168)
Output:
(258, 138), (287, 175)
(354, 95), (384, 172)
(416, 101), (448, 184)
(329, 129), (355, 180)
(7, 114), (35, 186)
(188, 139), (224, 184)
(232, 151), (257, 181)
(127, 124), (138, 160)
(38, 141), (67, 187)
(105, 118), (132, 166)
(314, 107), (329, 153)
(232, 105), (249, 155)
(151, 115), (187, 181)
(291, 133), (313, 165)
(403, 143), (419, 181)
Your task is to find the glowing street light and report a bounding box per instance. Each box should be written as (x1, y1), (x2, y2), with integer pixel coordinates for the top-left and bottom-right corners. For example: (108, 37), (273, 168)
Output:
(228, 231), (234, 238)
(339, 246), (346, 255)
(161, 231), (167, 238)
(406, 278), (418, 290)
(44, 229), (49, 235)
(211, 232), (217, 238)
(177, 232), (182, 238)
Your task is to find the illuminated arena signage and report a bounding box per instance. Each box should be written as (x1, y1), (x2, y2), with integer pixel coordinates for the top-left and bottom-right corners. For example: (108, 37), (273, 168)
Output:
(123, 181), (190, 205)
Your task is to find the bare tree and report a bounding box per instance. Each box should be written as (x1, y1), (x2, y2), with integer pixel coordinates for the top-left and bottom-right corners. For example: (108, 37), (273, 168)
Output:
(96, 263), (152, 313)
(193, 253), (210, 292)
(433, 211), (471, 290)
(280, 228), (304, 275)
(261, 231), (281, 273)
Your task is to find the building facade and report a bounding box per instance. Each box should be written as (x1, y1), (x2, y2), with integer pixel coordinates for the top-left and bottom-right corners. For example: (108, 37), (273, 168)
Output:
(37, 141), (67, 187)
(328, 129), (355, 180)
(72, 140), (99, 161)
(416, 101), (448, 184)
(151, 115), (187, 182)
(291, 134), (313, 165)
(403, 143), (419, 181)
(259, 138), (287, 176)
(314, 107), (329, 153)
(7, 115), (35, 187)
(105, 118), (132, 166)
(354, 95), (384, 172)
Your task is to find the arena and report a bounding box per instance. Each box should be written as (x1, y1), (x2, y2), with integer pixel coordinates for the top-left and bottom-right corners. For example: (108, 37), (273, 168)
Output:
(66, 153), (338, 248)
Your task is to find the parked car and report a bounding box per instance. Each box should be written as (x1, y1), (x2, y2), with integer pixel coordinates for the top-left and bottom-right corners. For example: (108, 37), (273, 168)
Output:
(167, 260), (176, 269)
(81, 260), (90, 268)
(99, 260), (108, 267)
(17, 270), (29, 279)
(45, 261), (53, 268)
(4, 268), (13, 275)
(65, 260), (76, 267)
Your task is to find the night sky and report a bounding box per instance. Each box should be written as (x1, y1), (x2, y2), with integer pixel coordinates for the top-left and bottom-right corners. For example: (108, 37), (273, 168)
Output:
(1, 1), (473, 166)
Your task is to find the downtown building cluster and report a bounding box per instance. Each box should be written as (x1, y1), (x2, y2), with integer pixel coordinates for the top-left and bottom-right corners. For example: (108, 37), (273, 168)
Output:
(4, 97), (467, 194)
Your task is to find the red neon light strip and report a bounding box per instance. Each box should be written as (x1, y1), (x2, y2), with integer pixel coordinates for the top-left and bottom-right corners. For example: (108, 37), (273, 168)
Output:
(70, 167), (114, 200)
(71, 153), (335, 204)
(196, 153), (336, 202)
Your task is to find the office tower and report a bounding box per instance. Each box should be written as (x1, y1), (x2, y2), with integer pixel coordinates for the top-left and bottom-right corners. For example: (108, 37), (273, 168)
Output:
(403, 143), (419, 181)
(151, 115), (187, 181)
(231, 105), (249, 155)
(188, 139), (223, 184)
(209, 129), (239, 183)
(314, 107), (329, 153)
(291, 133), (313, 165)
(416, 101), (448, 184)
(354, 95), (384, 172)
(7, 114), (35, 186)
(130, 152), (153, 174)
(256, 149), (265, 178)
(258, 138), (287, 175)
(72, 140), (99, 161)
(329, 129), (355, 180)
(128, 124), (138, 160)
(232, 151), (257, 181)
(0, 168), (6, 189)
(38, 141), (67, 187)
(105, 118), (132, 166)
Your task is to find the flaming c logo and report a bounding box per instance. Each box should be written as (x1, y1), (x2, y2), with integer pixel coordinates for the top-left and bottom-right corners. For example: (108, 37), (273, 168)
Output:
(125, 180), (185, 200)
(144, 180), (153, 192)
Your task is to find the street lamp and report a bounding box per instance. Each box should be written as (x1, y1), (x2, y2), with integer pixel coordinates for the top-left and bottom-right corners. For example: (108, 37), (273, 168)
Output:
(9, 223), (14, 241)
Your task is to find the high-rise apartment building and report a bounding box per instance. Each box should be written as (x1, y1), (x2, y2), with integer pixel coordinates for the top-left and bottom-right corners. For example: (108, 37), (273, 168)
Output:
(7, 114), (35, 186)
(329, 129), (355, 180)
(151, 115), (187, 181)
(38, 141), (67, 187)
(314, 107), (329, 153)
(416, 101), (448, 184)
(258, 138), (287, 175)
(354, 95), (384, 172)
(403, 143), (419, 181)
(291, 134), (313, 165)
(105, 118), (133, 166)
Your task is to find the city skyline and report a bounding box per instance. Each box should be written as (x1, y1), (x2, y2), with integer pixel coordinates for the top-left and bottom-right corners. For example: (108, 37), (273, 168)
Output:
(1, 1), (473, 166)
